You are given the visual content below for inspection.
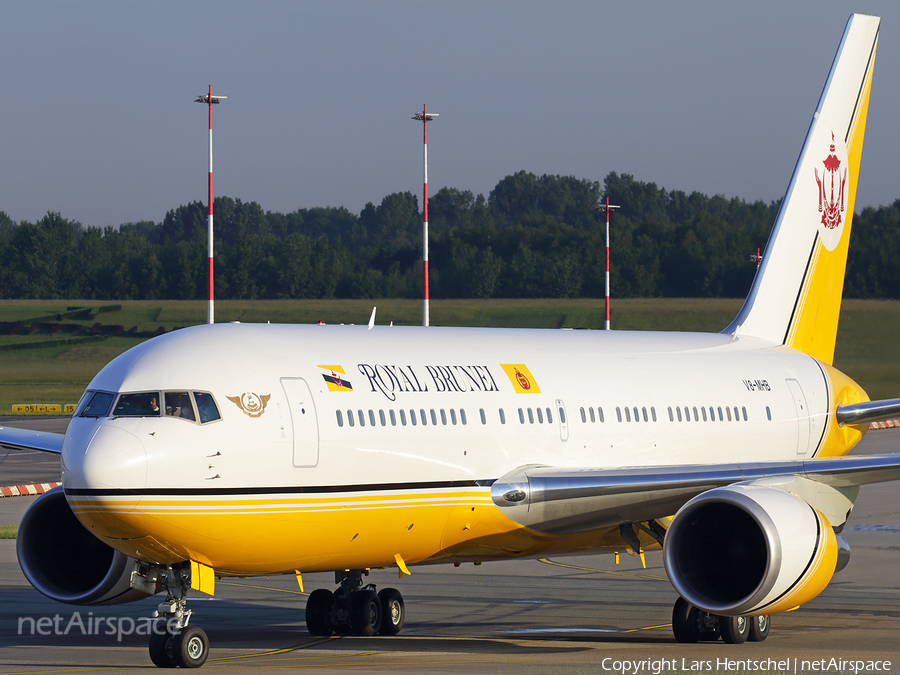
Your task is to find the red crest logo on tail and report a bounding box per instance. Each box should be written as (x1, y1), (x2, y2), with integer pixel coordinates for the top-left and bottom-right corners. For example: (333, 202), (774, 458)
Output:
(814, 132), (847, 231)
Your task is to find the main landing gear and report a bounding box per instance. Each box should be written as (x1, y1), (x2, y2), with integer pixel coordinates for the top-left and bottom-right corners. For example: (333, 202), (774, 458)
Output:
(148, 563), (209, 668)
(306, 569), (405, 637)
(672, 597), (769, 644)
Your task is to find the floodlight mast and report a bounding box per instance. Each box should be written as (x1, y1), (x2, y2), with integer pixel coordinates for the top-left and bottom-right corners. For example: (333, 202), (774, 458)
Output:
(194, 86), (226, 325)
(598, 196), (620, 330)
(412, 105), (438, 327)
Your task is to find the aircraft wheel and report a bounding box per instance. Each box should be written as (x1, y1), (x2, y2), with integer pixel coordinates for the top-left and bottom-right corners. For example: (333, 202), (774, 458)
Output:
(173, 625), (209, 668)
(149, 623), (177, 668)
(749, 614), (770, 642)
(672, 597), (701, 643)
(719, 615), (749, 644)
(377, 588), (405, 635)
(306, 589), (335, 636)
(350, 589), (382, 636)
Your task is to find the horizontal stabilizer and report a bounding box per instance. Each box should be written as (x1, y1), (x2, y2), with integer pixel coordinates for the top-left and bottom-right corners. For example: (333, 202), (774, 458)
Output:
(0, 427), (64, 454)
(837, 398), (900, 426)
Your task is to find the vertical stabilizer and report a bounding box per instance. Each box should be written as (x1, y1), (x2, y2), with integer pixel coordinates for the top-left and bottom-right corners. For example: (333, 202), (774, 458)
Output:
(726, 14), (879, 365)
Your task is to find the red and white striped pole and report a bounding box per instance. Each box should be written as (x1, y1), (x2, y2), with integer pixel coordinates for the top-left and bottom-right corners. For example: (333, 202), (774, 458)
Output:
(413, 106), (438, 327)
(195, 87), (226, 325)
(599, 196), (620, 330)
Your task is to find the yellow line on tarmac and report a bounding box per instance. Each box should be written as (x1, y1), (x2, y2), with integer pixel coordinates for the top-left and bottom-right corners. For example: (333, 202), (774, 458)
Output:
(621, 623), (672, 633)
(218, 580), (308, 596)
(538, 557), (667, 581)
(209, 635), (341, 662)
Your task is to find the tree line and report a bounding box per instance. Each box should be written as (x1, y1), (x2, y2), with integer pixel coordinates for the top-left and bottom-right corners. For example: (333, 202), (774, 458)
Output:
(1, 171), (898, 300)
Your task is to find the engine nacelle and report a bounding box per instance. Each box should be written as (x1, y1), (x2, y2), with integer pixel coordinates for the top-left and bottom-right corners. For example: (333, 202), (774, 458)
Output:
(663, 484), (838, 616)
(17, 487), (156, 605)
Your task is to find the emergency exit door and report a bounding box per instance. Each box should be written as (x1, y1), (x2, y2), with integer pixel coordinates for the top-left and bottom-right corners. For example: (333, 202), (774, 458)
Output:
(281, 378), (320, 467)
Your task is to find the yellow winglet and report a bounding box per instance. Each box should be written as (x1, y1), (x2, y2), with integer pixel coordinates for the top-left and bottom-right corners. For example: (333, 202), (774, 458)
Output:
(394, 553), (411, 577)
(190, 560), (216, 596)
(295, 570), (304, 593)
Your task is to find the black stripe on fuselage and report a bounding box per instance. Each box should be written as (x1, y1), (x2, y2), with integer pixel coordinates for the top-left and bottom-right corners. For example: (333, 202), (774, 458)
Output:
(65, 478), (495, 497)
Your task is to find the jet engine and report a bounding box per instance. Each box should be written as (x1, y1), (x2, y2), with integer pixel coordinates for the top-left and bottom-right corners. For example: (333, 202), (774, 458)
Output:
(663, 484), (840, 616)
(17, 487), (156, 605)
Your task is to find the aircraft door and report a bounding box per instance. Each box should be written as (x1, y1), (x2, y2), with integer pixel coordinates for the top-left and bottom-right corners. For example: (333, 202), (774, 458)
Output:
(281, 378), (320, 467)
(556, 399), (568, 442)
(785, 378), (812, 456)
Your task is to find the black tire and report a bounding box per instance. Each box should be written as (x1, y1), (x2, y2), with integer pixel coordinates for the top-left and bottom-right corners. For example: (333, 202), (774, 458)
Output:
(173, 625), (209, 668)
(749, 614), (770, 642)
(149, 625), (177, 668)
(672, 597), (700, 643)
(349, 589), (382, 636)
(719, 615), (749, 644)
(306, 589), (335, 636)
(377, 588), (405, 636)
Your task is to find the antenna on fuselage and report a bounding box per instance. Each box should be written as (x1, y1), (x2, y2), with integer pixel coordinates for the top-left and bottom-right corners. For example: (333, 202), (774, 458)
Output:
(368, 306), (377, 330)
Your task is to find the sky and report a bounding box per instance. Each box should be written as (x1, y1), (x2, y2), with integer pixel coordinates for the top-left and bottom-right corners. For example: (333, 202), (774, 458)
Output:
(2, 1), (900, 229)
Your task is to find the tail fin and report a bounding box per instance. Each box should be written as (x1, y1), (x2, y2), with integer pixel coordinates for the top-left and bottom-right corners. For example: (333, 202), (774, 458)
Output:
(725, 14), (879, 365)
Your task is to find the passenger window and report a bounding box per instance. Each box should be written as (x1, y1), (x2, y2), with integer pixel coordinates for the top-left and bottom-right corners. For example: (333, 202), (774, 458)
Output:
(642, 407), (648, 422)
(518, 408), (525, 424)
(726, 407), (732, 421)
(598, 407), (604, 423)
(734, 406), (739, 421)
(580, 407), (586, 423)
(400, 409), (407, 426)
(499, 408), (506, 424)
(616, 407), (622, 422)
(676, 407), (683, 422)
(368, 410), (376, 426)
(558, 407), (566, 423)
(358, 410), (365, 427)
(378, 409), (385, 426)
(420, 409), (427, 426)
(410, 410), (417, 426)
(701, 407), (708, 422)
(440, 409), (447, 425)
(527, 408), (534, 424)
(633, 407), (639, 422)
(113, 392), (161, 417)
(546, 407), (553, 424)
(742, 406), (748, 421)
(193, 392), (220, 423)
(684, 407), (691, 422)
(347, 410), (355, 427)
(709, 406), (715, 421)
(390, 410), (396, 426)
(536, 408), (543, 424)
(336, 410), (344, 427)
(589, 407), (595, 423)
(625, 407), (631, 423)
(430, 409), (438, 425)
(766, 406), (772, 421)
(480, 408), (486, 425)
(692, 407), (699, 422)
(651, 407), (657, 422)
(717, 406), (724, 421)
(450, 409), (457, 425)
(80, 391), (116, 418)
(460, 409), (467, 425)
(668, 407), (674, 422)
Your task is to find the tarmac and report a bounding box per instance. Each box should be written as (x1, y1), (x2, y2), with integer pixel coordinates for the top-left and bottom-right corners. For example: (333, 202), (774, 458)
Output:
(1, 418), (899, 673)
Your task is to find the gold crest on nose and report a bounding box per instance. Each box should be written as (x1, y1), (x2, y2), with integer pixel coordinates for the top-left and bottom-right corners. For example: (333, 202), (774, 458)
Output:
(227, 392), (271, 417)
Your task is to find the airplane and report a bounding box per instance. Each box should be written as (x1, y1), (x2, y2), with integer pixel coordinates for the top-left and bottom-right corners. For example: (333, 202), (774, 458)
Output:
(2, 12), (899, 670)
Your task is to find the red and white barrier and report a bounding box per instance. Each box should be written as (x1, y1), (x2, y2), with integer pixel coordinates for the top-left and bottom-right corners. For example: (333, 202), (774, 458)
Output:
(0, 482), (60, 498)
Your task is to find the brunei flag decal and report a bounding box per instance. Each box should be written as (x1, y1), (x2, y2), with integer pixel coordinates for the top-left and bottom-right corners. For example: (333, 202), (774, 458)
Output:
(319, 365), (353, 392)
(500, 364), (541, 394)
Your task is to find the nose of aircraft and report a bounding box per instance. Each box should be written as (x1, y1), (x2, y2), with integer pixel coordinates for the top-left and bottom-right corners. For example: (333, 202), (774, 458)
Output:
(63, 423), (148, 493)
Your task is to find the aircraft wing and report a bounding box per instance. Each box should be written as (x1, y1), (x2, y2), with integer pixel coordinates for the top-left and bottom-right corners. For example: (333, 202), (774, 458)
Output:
(0, 426), (64, 454)
(490, 453), (900, 535)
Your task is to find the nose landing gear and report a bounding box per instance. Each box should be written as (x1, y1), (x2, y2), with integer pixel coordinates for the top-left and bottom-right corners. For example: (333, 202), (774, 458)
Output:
(148, 563), (209, 668)
(305, 569), (405, 637)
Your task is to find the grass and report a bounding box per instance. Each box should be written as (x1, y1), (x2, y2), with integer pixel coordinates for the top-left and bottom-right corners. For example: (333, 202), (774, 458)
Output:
(0, 525), (17, 539)
(0, 297), (898, 412)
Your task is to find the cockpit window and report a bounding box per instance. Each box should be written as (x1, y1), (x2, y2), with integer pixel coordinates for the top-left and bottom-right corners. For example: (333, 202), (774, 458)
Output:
(75, 391), (116, 418)
(164, 391), (196, 422)
(193, 392), (221, 423)
(113, 392), (161, 417)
